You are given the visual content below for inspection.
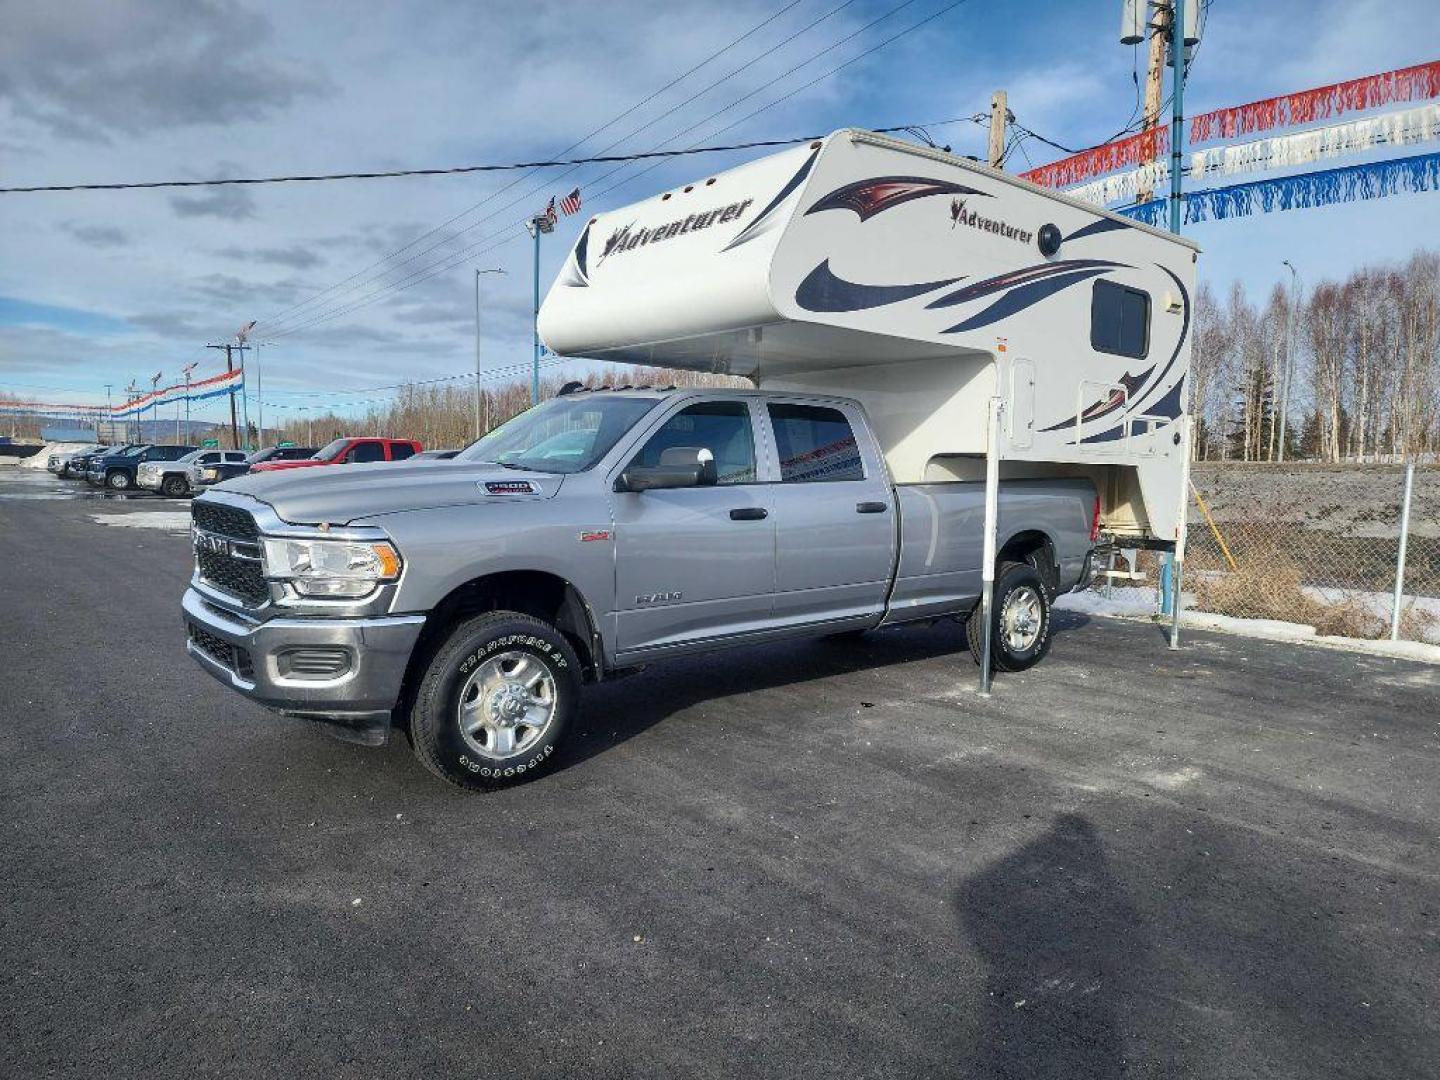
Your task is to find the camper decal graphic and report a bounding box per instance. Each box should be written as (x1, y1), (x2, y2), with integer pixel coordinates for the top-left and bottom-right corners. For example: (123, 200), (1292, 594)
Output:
(1038, 368), (1155, 432)
(805, 176), (983, 222)
(599, 198), (755, 264)
(722, 145), (821, 252)
(949, 198), (1033, 245)
(794, 259), (961, 313)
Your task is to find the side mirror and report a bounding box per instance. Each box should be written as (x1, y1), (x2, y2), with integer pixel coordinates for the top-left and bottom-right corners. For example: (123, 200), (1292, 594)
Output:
(616, 446), (717, 492)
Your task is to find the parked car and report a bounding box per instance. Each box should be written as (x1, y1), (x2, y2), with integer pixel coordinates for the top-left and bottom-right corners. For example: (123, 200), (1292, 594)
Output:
(87, 444), (193, 490)
(137, 448), (249, 498)
(64, 445), (130, 478)
(48, 444), (104, 474)
(246, 437), (422, 473)
(193, 445), (318, 489)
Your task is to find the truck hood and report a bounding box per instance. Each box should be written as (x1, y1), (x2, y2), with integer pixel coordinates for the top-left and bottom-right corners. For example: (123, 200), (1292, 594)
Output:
(249, 457), (331, 472)
(215, 461), (565, 525)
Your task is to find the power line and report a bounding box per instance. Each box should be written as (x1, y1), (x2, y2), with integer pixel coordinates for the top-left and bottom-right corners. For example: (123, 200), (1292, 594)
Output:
(0, 134), (846, 196)
(256, 0), (840, 336)
(258, 0), (865, 338)
(265, 0), (979, 341)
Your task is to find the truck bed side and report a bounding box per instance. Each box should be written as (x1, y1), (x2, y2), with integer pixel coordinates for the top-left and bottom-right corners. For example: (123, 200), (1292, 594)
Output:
(883, 478), (1096, 625)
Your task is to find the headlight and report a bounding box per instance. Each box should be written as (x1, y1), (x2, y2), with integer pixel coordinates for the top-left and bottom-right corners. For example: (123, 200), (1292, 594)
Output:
(201, 468), (218, 480)
(260, 537), (401, 598)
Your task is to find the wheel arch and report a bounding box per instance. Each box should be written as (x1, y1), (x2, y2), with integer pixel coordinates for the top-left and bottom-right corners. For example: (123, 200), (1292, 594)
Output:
(394, 569), (604, 728)
(996, 528), (1061, 597)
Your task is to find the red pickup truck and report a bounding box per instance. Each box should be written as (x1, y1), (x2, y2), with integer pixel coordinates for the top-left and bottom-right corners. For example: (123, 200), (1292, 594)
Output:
(249, 436), (423, 473)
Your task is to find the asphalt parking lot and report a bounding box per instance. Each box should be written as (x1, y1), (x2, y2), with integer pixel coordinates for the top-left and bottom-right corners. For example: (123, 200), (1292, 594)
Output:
(2, 467), (1438, 1079)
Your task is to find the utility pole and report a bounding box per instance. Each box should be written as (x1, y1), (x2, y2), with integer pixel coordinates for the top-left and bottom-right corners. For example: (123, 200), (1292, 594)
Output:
(1136, 1), (1170, 204)
(987, 90), (1009, 169)
(206, 343), (240, 448)
(103, 384), (112, 442)
(125, 381), (140, 444)
(1168, 0), (1186, 233)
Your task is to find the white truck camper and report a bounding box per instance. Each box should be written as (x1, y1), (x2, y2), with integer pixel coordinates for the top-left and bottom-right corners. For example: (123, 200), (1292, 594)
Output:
(540, 128), (1198, 684)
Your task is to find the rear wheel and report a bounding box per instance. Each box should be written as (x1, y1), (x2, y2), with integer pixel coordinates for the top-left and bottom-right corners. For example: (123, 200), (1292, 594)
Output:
(160, 473), (189, 498)
(409, 611), (581, 790)
(106, 470), (130, 490)
(966, 561), (1053, 673)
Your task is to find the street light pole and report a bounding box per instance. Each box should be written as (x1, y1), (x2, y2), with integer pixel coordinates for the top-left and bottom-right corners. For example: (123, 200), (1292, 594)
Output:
(528, 213), (554, 406)
(474, 267), (507, 440)
(1279, 260), (1301, 462)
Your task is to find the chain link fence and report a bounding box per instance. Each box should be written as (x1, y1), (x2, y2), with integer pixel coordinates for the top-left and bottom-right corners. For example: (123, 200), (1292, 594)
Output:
(1093, 463), (1440, 645)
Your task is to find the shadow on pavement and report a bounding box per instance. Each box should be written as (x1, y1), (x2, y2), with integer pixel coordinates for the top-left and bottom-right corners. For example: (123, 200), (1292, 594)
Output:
(955, 814), (1142, 1080)
(553, 611), (1092, 776)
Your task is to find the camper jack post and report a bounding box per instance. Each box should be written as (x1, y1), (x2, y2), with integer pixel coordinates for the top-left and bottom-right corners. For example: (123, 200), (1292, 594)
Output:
(979, 396), (1004, 695)
(1169, 416), (1194, 650)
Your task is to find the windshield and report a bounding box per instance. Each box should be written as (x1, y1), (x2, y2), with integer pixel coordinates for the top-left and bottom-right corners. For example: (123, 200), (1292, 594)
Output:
(458, 395), (660, 474)
(178, 449), (207, 463)
(118, 445), (149, 458)
(314, 439), (350, 460)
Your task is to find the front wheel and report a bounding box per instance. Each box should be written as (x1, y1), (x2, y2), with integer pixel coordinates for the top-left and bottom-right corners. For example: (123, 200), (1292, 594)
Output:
(966, 561), (1053, 673)
(106, 470), (130, 490)
(409, 611), (581, 790)
(160, 474), (189, 498)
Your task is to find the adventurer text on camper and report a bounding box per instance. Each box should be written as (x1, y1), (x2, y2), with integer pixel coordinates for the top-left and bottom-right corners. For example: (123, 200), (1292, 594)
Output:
(949, 198), (1033, 245)
(600, 199), (754, 262)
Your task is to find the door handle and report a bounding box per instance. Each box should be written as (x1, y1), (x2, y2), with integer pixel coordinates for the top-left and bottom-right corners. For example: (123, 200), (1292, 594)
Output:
(856, 501), (888, 514)
(729, 507), (768, 521)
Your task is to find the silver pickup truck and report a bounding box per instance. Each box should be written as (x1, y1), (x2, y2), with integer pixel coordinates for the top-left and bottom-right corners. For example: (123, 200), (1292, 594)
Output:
(182, 386), (1098, 788)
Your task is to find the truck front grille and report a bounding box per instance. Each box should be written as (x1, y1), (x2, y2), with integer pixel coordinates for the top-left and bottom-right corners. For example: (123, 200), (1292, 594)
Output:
(187, 623), (255, 680)
(192, 502), (269, 605)
(192, 501), (260, 541)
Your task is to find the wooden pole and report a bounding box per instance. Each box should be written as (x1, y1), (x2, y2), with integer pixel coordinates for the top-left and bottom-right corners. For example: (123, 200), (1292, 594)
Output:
(987, 90), (1008, 169)
(1136, 1), (1169, 203)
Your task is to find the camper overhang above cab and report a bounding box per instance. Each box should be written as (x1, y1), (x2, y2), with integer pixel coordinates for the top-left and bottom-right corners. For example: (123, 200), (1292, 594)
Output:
(539, 129), (1200, 542)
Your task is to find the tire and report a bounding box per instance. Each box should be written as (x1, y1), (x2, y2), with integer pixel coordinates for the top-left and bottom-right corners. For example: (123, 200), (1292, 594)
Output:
(160, 474), (189, 498)
(106, 470), (130, 490)
(966, 561), (1053, 673)
(409, 610), (581, 790)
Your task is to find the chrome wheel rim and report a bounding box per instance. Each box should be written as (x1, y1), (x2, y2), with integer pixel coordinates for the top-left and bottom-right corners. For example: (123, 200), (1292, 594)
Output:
(456, 650), (557, 761)
(1001, 585), (1043, 653)
(108, 473), (127, 489)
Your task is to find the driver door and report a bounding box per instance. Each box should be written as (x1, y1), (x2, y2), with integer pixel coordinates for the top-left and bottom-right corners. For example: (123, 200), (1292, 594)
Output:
(610, 399), (776, 658)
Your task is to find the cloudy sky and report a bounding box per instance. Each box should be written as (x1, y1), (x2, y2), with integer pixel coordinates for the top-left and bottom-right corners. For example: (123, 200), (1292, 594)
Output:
(2, 0), (1437, 422)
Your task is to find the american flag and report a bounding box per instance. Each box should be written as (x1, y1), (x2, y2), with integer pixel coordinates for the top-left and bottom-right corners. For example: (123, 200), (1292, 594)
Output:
(558, 187), (582, 216)
(543, 196), (557, 226)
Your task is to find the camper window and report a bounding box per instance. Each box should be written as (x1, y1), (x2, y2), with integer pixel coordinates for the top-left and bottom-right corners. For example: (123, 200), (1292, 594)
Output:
(768, 404), (864, 483)
(629, 401), (756, 485)
(1090, 279), (1150, 360)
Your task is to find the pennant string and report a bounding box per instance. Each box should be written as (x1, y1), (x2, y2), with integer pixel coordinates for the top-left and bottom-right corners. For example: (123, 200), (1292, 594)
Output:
(1190, 60), (1440, 144)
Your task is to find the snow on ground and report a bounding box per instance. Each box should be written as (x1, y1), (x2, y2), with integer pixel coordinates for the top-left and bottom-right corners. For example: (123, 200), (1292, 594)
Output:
(90, 512), (192, 533)
(19, 443), (87, 469)
(1056, 588), (1440, 664)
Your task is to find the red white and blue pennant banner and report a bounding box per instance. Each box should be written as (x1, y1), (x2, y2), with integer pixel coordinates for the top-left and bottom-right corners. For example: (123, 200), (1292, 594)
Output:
(1119, 150), (1440, 227)
(1190, 59), (1440, 143)
(1019, 60), (1440, 192)
(110, 367), (244, 418)
(1064, 104), (1440, 207)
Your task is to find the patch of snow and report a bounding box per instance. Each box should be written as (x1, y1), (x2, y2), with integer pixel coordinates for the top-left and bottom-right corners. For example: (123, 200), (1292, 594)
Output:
(90, 511), (192, 533)
(1055, 587), (1157, 619)
(20, 442), (88, 469)
(1178, 611), (1319, 643)
(1313, 636), (1440, 665)
(1143, 766), (1203, 790)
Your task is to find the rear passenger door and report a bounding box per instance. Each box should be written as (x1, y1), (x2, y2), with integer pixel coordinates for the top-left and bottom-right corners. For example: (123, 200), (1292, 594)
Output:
(345, 440), (385, 464)
(763, 401), (896, 627)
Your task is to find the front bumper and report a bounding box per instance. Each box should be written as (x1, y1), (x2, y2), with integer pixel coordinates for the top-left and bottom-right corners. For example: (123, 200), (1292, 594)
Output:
(136, 471), (163, 490)
(181, 586), (425, 744)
